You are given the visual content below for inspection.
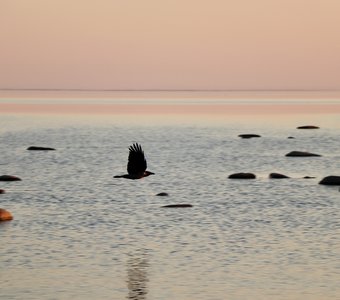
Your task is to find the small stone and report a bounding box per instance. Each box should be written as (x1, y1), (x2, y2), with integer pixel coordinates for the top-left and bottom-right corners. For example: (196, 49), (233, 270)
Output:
(156, 192), (169, 196)
(228, 173), (256, 179)
(0, 175), (22, 181)
(297, 125), (319, 129)
(162, 204), (193, 208)
(269, 173), (290, 179)
(27, 146), (55, 151)
(0, 208), (13, 222)
(238, 134), (261, 139)
(285, 151), (321, 157)
(0, 189), (5, 194)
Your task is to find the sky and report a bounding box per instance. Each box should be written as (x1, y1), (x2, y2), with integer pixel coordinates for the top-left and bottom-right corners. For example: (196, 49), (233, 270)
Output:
(0, 0), (339, 91)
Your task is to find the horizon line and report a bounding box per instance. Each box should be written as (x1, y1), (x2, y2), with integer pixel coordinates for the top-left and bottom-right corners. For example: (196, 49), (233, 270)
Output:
(1, 88), (340, 93)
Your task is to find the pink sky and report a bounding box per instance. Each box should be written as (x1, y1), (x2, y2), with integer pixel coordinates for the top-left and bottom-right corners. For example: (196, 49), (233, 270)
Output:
(0, 0), (340, 91)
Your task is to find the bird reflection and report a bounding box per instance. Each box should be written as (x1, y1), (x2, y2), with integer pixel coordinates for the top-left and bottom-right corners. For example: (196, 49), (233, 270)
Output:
(126, 251), (149, 300)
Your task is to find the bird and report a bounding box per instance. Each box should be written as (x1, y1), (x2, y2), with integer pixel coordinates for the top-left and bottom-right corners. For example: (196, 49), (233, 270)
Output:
(114, 143), (154, 179)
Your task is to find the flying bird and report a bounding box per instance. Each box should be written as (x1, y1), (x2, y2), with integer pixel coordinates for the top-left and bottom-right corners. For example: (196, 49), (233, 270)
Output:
(114, 143), (154, 179)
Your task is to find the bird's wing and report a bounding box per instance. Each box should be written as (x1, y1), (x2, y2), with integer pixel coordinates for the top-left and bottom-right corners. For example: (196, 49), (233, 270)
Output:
(127, 143), (147, 177)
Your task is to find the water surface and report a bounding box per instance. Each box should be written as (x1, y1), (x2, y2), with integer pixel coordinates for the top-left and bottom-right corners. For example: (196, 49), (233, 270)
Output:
(1, 96), (340, 299)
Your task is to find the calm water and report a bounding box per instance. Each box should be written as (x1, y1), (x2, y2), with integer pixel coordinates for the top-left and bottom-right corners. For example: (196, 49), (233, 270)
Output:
(1, 104), (340, 299)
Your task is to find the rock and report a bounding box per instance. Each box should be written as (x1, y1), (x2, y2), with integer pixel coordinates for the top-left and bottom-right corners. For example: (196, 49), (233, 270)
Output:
(156, 192), (169, 196)
(297, 125), (319, 129)
(0, 208), (13, 221)
(27, 146), (55, 151)
(162, 204), (193, 208)
(0, 189), (5, 194)
(319, 176), (340, 185)
(269, 173), (290, 179)
(287, 136), (295, 139)
(0, 175), (22, 181)
(285, 151), (321, 157)
(238, 134), (261, 139)
(228, 173), (256, 179)
(303, 176), (315, 179)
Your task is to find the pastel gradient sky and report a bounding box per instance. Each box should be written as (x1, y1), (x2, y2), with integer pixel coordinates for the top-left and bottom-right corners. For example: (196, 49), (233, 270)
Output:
(0, 0), (339, 91)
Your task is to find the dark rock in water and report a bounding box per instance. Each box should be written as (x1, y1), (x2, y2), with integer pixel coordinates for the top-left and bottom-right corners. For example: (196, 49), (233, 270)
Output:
(269, 173), (290, 179)
(0, 208), (13, 221)
(162, 204), (193, 208)
(156, 192), (169, 196)
(238, 134), (261, 139)
(297, 125), (319, 129)
(27, 146), (56, 151)
(228, 173), (256, 179)
(287, 136), (295, 139)
(285, 151), (321, 157)
(319, 176), (340, 185)
(0, 175), (22, 181)
(303, 176), (315, 179)
(0, 189), (5, 194)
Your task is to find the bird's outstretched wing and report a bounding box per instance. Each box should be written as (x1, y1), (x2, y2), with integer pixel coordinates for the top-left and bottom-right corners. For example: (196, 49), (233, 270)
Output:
(127, 143), (147, 177)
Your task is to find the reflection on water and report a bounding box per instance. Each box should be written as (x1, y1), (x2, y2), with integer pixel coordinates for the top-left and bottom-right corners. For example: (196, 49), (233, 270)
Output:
(127, 251), (149, 300)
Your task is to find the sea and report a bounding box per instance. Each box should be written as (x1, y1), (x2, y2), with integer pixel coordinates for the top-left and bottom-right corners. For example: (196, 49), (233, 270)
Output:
(0, 91), (340, 300)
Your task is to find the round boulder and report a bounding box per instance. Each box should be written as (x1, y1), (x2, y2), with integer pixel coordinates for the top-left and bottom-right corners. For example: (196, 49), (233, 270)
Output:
(0, 208), (13, 222)
(319, 176), (340, 185)
(229, 173), (256, 179)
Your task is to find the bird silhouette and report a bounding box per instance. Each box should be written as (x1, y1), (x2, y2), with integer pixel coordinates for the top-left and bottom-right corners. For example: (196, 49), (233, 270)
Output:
(114, 143), (154, 179)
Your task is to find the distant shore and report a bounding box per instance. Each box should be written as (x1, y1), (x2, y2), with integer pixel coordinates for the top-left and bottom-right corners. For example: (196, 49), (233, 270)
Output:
(1, 90), (340, 115)
(1, 89), (340, 100)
